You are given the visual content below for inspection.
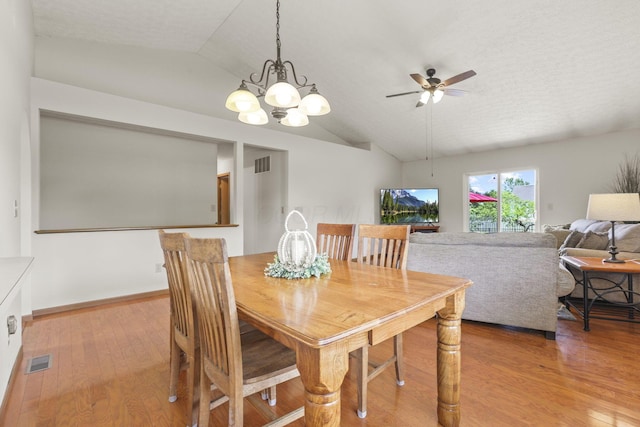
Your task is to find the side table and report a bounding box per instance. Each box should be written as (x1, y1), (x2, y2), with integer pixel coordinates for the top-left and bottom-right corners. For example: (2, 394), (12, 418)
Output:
(561, 256), (640, 331)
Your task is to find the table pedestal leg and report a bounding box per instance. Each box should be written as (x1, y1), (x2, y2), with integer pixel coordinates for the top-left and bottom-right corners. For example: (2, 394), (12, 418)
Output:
(296, 343), (349, 427)
(436, 290), (465, 427)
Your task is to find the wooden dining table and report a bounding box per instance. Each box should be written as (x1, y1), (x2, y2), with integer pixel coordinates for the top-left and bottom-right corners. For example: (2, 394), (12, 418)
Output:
(228, 252), (472, 427)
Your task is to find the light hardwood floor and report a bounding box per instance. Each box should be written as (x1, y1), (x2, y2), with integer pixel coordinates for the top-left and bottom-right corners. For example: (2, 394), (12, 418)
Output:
(2, 295), (639, 426)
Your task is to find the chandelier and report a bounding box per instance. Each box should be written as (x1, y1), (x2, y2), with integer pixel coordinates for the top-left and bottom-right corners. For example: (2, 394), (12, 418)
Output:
(224, 0), (330, 127)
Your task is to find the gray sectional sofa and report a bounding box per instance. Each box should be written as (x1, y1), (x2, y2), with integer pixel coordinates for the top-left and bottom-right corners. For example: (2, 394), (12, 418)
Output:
(406, 232), (575, 339)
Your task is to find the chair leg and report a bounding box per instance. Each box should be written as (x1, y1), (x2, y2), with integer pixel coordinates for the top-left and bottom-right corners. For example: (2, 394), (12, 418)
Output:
(198, 368), (211, 427)
(355, 346), (368, 419)
(267, 386), (277, 406)
(394, 333), (405, 386)
(168, 329), (180, 403)
(187, 348), (200, 427)
(229, 391), (244, 427)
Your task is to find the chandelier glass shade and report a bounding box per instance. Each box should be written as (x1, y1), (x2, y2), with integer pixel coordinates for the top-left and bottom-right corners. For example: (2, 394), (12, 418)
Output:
(225, 82), (261, 113)
(238, 108), (269, 125)
(224, 0), (330, 127)
(281, 108), (309, 127)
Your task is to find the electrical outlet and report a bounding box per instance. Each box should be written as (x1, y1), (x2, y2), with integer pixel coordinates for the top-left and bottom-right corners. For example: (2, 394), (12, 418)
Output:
(155, 263), (163, 273)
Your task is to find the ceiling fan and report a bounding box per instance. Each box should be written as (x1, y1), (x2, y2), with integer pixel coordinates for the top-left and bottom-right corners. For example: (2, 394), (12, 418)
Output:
(386, 68), (476, 107)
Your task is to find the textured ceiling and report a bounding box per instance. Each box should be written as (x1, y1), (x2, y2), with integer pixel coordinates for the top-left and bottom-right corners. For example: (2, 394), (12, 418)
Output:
(32, 0), (640, 161)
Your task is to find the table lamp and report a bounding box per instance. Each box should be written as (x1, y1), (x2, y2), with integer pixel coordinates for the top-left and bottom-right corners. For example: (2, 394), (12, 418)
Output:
(586, 193), (640, 263)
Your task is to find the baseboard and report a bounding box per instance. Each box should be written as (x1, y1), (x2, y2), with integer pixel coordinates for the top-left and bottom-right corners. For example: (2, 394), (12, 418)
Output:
(0, 345), (23, 421)
(31, 289), (169, 318)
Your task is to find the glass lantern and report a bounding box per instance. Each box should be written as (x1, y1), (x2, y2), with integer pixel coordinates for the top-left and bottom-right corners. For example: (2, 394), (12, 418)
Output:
(277, 210), (317, 268)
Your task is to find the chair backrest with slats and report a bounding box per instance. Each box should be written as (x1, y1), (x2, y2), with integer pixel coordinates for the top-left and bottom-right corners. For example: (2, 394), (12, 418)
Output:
(184, 237), (242, 396)
(316, 223), (355, 261)
(159, 230), (195, 341)
(356, 224), (410, 270)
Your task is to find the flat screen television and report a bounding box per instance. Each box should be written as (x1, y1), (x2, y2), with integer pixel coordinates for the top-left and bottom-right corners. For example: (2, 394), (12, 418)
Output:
(380, 188), (439, 224)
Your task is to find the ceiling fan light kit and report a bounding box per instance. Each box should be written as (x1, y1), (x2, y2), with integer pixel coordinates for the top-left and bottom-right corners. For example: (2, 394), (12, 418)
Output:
(387, 67), (476, 106)
(225, 0), (330, 127)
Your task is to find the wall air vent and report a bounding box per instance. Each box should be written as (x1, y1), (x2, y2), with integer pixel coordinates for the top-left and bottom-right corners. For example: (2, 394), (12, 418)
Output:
(255, 156), (271, 174)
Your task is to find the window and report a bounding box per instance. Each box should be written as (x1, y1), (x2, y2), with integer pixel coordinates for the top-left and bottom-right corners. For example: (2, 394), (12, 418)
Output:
(467, 169), (537, 233)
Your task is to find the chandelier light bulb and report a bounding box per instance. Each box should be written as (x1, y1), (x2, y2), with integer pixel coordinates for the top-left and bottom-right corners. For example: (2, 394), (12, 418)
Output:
(265, 82), (301, 108)
(420, 91), (431, 104)
(281, 108), (309, 127)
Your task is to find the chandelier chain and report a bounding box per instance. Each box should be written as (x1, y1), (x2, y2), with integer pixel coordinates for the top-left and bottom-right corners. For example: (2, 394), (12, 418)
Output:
(276, 0), (281, 56)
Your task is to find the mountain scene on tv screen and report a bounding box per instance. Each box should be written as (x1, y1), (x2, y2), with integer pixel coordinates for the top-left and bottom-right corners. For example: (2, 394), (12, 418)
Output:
(380, 189), (439, 224)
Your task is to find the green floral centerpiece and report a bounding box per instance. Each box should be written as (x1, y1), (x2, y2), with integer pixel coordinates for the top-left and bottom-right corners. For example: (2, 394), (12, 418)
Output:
(265, 210), (331, 279)
(265, 253), (331, 279)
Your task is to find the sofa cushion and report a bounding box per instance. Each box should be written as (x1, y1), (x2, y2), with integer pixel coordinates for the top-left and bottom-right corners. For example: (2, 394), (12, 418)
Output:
(585, 221), (612, 233)
(570, 219), (600, 232)
(611, 223), (640, 252)
(546, 229), (572, 249)
(576, 231), (609, 250)
(569, 219), (612, 233)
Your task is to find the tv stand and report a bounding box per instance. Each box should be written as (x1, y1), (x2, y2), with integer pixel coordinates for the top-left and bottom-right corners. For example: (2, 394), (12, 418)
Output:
(410, 225), (440, 233)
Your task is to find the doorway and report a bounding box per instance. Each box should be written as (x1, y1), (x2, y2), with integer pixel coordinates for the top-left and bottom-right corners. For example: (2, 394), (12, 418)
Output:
(467, 169), (537, 232)
(217, 173), (230, 224)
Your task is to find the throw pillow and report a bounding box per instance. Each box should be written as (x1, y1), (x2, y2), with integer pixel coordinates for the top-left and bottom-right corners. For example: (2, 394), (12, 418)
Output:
(559, 230), (584, 251)
(576, 231), (610, 250)
(610, 223), (640, 253)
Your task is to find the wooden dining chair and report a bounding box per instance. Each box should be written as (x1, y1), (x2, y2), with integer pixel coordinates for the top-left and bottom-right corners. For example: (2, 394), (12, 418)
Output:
(158, 230), (199, 427)
(184, 237), (304, 427)
(353, 224), (411, 418)
(316, 223), (355, 261)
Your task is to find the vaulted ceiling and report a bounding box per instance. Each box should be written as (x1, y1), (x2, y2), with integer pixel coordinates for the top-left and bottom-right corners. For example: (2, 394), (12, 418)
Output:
(31, 0), (640, 161)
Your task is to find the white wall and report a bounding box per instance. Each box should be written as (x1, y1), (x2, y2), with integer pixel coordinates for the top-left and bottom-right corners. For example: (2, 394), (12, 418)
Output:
(0, 0), (33, 257)
(29, 78), (402, 310)
(34, 36), (351, 147)
(39, 114), (219, 229)
(243, 148), (287, 255)
(402, 130), (640, 232)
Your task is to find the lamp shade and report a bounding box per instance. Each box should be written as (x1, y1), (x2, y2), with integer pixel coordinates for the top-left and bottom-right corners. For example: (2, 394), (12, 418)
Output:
(586, 193), (640, 221)
(299, 87), (330, 116)
(280, 108), (309, 127)
(265, 81), (301, 108)
(225, 86), (260, 112)
(238, 108), (268, 125)
(420, 91), (431, 104)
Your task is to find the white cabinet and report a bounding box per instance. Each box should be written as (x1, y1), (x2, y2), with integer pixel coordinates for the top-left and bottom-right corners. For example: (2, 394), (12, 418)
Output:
(0, 257), (33, 403)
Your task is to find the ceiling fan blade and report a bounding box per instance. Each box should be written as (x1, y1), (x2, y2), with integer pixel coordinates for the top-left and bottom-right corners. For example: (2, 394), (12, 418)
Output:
(443, 88), (467, 97)
(386, 90), (421, 98)
(442, 70), (476, 87)
(416, 101), (425, 108)
(410, 73), (431, 88)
